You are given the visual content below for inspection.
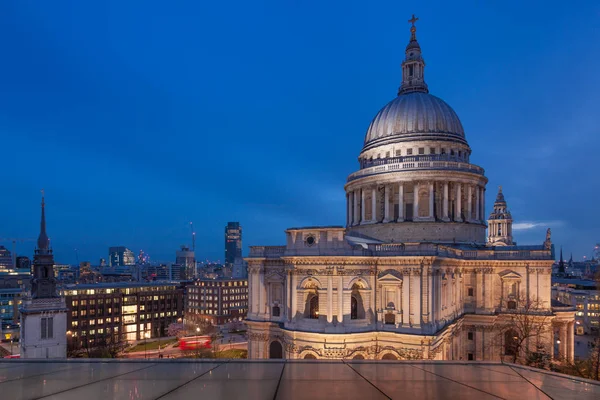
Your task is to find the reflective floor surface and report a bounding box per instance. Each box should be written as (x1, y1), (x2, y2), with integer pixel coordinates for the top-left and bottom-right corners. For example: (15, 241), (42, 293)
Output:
(0, 360), (598, 399)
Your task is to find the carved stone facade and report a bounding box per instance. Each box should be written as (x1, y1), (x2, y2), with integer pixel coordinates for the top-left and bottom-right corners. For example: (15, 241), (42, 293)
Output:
(245, 19), (574, 362)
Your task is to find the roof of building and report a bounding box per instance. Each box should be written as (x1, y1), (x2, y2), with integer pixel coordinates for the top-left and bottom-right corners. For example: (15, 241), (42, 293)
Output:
(61, 281), (183, 290)
(0, 360), (597, 399)
(552, 278), (599, 290)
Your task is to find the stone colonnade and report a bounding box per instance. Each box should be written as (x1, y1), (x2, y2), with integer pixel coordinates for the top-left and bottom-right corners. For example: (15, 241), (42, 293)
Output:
(346, 181), (485, 226)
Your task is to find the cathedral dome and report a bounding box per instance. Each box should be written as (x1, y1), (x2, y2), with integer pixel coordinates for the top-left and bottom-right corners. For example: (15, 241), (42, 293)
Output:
(362, 92), (466, 152)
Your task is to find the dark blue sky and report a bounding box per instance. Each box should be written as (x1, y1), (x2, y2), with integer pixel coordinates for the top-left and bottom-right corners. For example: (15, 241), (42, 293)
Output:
(1, 1), (599, 264)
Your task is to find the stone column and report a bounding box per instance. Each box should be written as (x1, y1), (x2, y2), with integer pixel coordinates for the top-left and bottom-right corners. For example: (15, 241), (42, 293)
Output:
(260, 271), (267, 315)
(428, 182), (435, 219)
(337, 274), (344, 324)
(413, 182), (419, 220)
(411, 270), (421, 327)
(481, 187), (486, 220)
(346, 193), (351, 226)
(475, 185), (480, 222)
(454, 183), (462, 222)
(353, 190), (358, 226)
(253, 269), (260, 316)
(559, 323), (567, 360)
(398, 183), (405, 221)
(361, 188), (366, 224)
(327, 275), (333, 324)
(290, 273), (297, 320)
(371, 187), (377, 222)
(285, 271), (291, 322)
(442, 182), (449, 221)
(568, 321), (574, 362)
(383, 185), (390, 222)
(467, 185), (473, 222)
(402, 270), (410, 326)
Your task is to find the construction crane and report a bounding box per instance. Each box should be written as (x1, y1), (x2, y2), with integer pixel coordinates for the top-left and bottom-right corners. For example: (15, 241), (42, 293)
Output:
(190, 222), (196, 251)
(0, 238), (35, 268)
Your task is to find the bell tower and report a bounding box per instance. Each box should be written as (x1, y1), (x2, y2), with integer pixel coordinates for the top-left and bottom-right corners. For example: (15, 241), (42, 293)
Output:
(487, 187), (514, 246)
(20, 192), (67, 359)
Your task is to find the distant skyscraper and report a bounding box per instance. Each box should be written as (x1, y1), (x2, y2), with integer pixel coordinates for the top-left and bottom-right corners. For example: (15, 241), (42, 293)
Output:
(175, 246), (195, 280)
(15, 256), (31, 272)
(0, 246), (13, 269)
(108, 246), (135, 267)
(225, 222), (242, 265)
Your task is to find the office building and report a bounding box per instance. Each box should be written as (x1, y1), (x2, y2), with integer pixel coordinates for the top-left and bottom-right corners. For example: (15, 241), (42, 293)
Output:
(0, 246), (13, 269)
(186, 278), (248, 326)
(553, 278), (600, 335)
(176, 246), (195, 280)
(225, 222), (242, 266)
(61, 281), (184, 347)
(108, 246), (135, 267)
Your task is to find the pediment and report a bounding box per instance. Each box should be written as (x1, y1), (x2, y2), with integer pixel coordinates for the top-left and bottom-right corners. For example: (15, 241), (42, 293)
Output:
(499, 270), (521, 280)
(378, 273), (403, 283)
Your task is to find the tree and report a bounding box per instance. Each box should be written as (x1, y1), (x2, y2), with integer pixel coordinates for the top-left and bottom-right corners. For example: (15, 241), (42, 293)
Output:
(167, 322), (184, 338)
(81, 334), (126, 358)
(493, 294), (553, 367)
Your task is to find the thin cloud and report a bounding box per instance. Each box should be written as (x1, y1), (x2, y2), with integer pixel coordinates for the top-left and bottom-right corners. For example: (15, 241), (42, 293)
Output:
(512, 221), (565, 231)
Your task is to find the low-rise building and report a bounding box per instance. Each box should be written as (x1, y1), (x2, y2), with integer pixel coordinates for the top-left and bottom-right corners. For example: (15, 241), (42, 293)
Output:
(60, 282), (184, 348)
(185, 278), (248, 326)
(552, 278), (600, 335)
(0, 288), (22, 330)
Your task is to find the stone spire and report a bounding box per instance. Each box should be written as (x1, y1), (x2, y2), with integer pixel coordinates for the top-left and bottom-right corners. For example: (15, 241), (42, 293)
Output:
(398, 14), (429, 95)
(558, 247), (565, 274)
(486, 186), (514, 246)
(31, 191), (57, 299)
(37, 191), (50, 252)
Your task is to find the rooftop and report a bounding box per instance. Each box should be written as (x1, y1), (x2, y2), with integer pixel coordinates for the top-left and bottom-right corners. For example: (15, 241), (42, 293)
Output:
(0, 360), (598, 399)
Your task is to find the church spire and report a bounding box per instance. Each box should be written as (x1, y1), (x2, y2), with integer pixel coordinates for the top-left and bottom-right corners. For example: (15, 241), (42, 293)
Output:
(37, 190), (50, 251)
(398, 14), (429, 95)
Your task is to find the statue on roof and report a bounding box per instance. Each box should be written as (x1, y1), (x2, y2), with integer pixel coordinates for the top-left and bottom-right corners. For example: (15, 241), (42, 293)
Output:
(543, 228), (552, 250)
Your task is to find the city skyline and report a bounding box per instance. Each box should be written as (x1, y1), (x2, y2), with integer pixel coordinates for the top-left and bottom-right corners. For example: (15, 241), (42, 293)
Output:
(1, 1), (599, 263)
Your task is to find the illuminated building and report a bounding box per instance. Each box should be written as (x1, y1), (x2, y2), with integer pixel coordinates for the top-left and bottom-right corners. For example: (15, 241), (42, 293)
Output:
(61, 281), (184, 346)
(176, 246), (196, 280)
(185, 278), (248, 326)
(108, 246), (135, 267)
(0, 246), (13, 269)
(225, 222), (242, 266)
(553, 278), (600, 335)
(245, 19), (575, 361)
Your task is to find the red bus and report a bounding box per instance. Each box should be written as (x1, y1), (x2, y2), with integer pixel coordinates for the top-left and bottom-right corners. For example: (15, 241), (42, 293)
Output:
(179, 336), (212, 351)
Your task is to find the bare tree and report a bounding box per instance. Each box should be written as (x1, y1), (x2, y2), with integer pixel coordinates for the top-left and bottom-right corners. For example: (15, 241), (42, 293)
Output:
(493, 294), (553, 368)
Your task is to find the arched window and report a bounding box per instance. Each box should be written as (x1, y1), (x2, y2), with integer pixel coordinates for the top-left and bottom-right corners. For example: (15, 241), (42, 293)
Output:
(350, 284), (365, 320)
(504, 330), (518, 356)
(308, 294), (319, 319)
(507, 300), (517, 310)
(353, 354), (365, 360)
(272, 306), (280, 317)
(269, 341), (283, 359)
(382, 353), (398, 360)
(304, 353), (317, 359)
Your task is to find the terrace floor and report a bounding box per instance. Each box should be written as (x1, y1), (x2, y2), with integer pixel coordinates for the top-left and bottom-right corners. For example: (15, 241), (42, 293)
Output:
(0, 359), (599, 399)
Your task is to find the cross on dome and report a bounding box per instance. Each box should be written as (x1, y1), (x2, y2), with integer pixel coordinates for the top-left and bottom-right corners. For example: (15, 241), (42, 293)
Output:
(408, 14), (418, 27)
